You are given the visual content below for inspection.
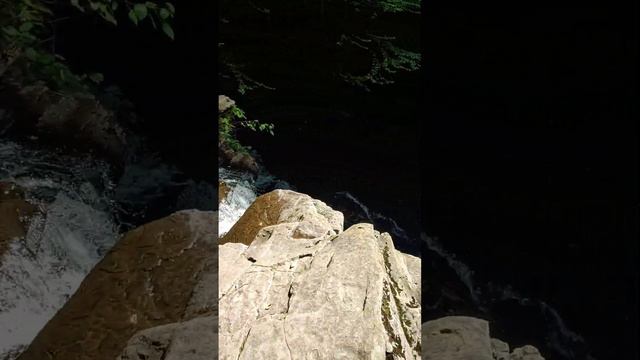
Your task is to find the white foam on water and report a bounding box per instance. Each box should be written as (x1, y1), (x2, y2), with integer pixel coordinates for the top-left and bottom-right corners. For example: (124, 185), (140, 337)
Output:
(421, 233), (483, 306)
(218, 168), (257, 236)
(0, 140), (119, 359)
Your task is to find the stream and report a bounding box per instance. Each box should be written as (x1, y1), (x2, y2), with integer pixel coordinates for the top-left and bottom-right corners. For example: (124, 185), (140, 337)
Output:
(0, 137), (216, 358)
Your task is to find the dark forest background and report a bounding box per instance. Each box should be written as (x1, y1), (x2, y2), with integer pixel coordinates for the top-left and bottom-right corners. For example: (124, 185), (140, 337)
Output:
(422, 6), (638, 359)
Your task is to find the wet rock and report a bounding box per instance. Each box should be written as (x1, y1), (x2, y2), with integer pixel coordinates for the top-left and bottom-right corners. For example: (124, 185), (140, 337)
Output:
(2, 80), (128, 163)
(219, 190), (421, 359)
(36, 92), (127, 161)
(218, 141), (260, 174)
(220, 189), (343, 246)
(17, 210), (216, 360)
(229, 151), (259, 174)
(0, 182), (37, 264)
(219, 181), (231, 205)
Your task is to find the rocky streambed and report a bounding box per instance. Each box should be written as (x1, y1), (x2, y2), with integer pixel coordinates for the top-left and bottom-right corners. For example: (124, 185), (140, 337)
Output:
(2, 148), (546, 359)
(0, 88), (549, 359)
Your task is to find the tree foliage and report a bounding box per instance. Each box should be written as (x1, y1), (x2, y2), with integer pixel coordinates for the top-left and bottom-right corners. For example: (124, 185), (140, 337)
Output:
(219, 102), (274, 153)
(0, 0), (175, 91)
(219, 0), (421, 93)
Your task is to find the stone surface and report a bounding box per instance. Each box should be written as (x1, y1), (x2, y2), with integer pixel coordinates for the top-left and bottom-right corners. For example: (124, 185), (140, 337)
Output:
(219, 180), (231, 204)
(0, 182), (37, 263)
(218, 141), (260, 174)
(17, 210), (216, 360)
(220, 189), (343, 246)
(510, 345), (545, 360)
(118, 315), (217, 360)
(8, 82), (128, 162)
(218, 95), (236, 113)
(422, 316), (493, 360)
(219, 189), (421, 359)
(421, 317), (545, 360)
(491, 338), (510, 360)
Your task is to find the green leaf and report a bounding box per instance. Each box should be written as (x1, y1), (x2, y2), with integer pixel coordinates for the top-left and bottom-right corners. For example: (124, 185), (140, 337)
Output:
(159, 8), (170, 19)
(23, 0), (53, 15)
(24, 47), (37, 60)
(101, 9), (117, 25)
(70, 0), (85, 11)
(145, 1), (158, 9)
(3, 26), (18, 36)
(133, 4), (148, 21)
(128, 9), (138, 25)
(165, 2), (175, 14)
(88, 73), (104, 83)
(161, 22), (174, 40)
(19, 22), (34, 32)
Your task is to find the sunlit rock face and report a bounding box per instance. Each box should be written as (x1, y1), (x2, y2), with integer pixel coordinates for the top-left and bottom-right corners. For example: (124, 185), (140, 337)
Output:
(422, 316), (546, 360)
(219, 189), (421, 359)
(16, 210), (217, 360)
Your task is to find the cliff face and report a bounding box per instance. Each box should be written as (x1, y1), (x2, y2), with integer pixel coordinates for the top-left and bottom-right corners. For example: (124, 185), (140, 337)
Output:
(219, 189), (422, 359)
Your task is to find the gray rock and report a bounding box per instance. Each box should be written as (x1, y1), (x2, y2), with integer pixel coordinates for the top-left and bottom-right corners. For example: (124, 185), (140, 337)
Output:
(511, 345), (545, 360)
(218, 95), (236, 113)
(118, 315), (217, 360)
(422, 316), (493, 360)
(4, 82), (128, 163)
(421, 318), (545, 360)
(219, 190), (421, 359)
(491, 338), (510, 360)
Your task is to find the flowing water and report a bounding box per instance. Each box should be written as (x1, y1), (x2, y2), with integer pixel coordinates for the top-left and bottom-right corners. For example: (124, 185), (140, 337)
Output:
(0, 141), (119, 358)
(0, 139), (217, 359)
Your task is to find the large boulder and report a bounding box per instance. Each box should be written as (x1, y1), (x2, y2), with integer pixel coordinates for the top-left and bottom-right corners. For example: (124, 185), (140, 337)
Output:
(220, 189), (343, 246)
(118, 315), (216, 360)
(422, 316), (545, 360)
(422, 316), (493, 360)
(17, 210), (217, 360)
(218, 141), (260, 175)
(219, 189), (421, 359)
(510, 345), (545, 360)
(1, 79), (127, 163)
